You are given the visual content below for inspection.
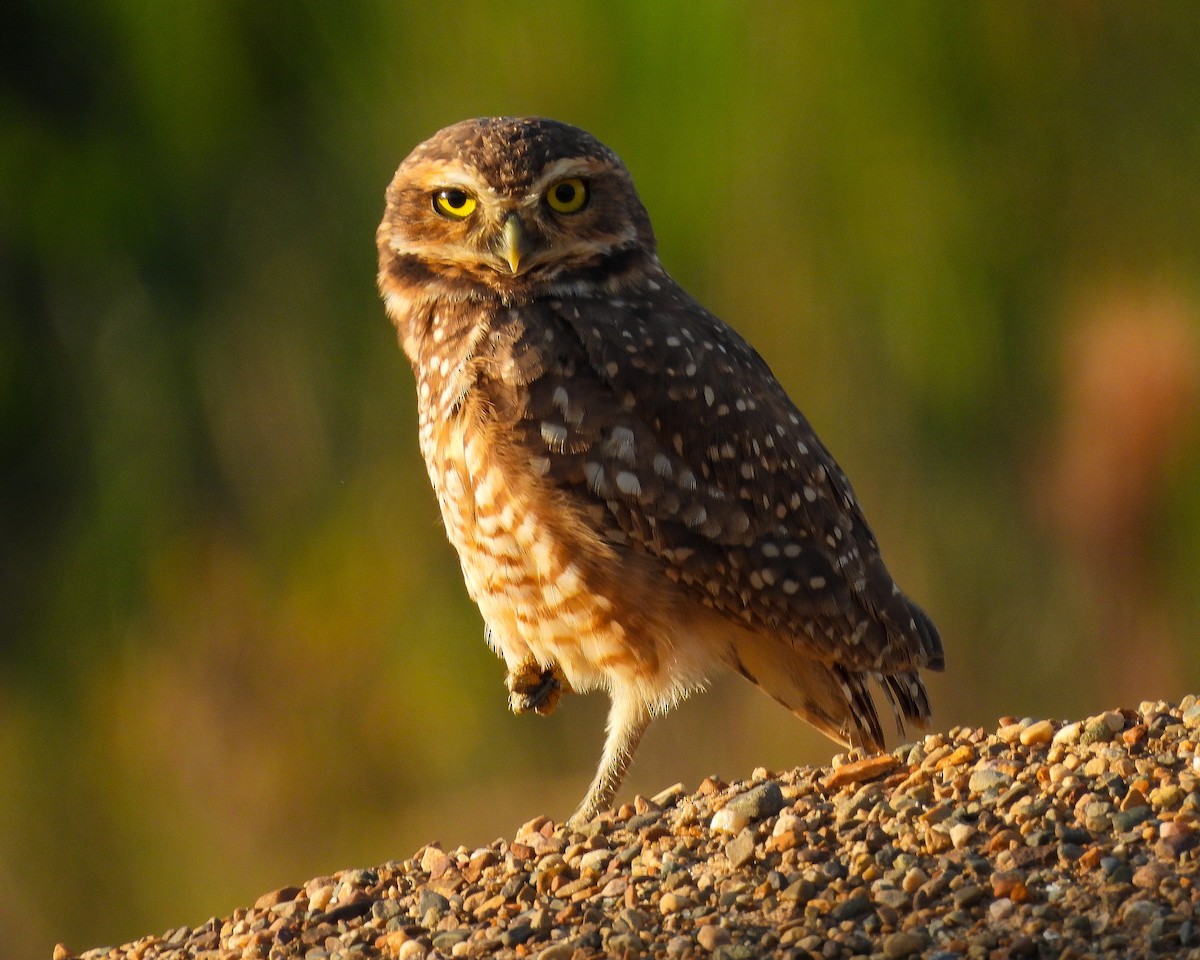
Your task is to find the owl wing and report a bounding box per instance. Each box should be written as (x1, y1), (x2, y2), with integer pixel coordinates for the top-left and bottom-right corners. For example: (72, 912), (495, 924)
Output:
(475, 288), (941, 681)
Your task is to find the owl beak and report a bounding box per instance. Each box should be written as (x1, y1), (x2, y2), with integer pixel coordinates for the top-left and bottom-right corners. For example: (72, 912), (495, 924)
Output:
(497, 215), (532, 274)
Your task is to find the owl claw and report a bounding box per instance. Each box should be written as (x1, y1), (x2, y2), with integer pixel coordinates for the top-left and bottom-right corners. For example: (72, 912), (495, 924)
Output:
(506, 660), (570, 716)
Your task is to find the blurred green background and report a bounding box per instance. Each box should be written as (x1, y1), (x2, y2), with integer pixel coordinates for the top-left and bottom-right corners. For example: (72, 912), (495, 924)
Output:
(4, 2), (1200, 955)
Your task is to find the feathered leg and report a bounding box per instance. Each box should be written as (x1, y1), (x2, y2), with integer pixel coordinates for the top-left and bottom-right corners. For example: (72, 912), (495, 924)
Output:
(569, 689), (651, 825)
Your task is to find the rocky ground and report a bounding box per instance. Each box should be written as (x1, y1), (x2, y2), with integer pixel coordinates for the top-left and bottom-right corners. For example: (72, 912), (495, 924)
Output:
(60, 697), (1200, 960)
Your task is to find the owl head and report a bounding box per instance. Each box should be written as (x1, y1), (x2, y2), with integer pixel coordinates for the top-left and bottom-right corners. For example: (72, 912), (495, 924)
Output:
(377, 117), (657, 301)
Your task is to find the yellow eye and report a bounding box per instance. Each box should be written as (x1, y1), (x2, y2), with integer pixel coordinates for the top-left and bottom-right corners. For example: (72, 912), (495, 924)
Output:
(545, 177), (589, 214)
(433, 188), (477, 219)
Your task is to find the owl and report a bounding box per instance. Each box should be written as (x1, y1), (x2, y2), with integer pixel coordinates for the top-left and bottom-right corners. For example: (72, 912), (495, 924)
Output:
(377, 117), (943, 824)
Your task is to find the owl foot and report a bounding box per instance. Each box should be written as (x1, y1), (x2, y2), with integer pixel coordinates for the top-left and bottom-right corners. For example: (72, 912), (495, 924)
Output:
(506, 660), (570, 716)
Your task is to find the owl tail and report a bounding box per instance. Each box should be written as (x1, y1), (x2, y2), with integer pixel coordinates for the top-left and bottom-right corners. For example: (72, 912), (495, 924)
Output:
(727, 634), (933, 753)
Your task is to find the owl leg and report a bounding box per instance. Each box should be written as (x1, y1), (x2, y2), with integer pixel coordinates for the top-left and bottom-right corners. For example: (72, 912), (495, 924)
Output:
(506, 658), (571, 716)
(568, 689), (651, 826)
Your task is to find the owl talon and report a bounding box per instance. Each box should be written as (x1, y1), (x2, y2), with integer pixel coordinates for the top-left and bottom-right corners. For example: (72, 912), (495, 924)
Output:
(506, 661), (570, 716)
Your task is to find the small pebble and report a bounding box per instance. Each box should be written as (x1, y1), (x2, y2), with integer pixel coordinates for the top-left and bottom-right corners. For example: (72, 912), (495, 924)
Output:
(696, 925), (731, 951)
(1019, 719), (1055, 746)
(1121, 899), (1162, 928)
(397, 940), (425, 960)
(968, 766), (1013, 793)
(831, 892), (872, 921)
(723, 782), (784, 820)
(724, 829), (756, 868)
(659, 892), (691, 915)
(882, 930), (927, 958)
(710, 808), (749, 834)
(949, 822), (975, 849)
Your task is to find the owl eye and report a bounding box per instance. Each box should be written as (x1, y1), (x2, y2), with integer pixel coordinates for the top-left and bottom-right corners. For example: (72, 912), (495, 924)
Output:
(545, 177), (589, 214)
(433, 188), (477, 219)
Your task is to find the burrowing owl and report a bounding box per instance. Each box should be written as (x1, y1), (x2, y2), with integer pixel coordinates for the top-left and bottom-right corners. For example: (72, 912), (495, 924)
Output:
(377, 117), (943, 824)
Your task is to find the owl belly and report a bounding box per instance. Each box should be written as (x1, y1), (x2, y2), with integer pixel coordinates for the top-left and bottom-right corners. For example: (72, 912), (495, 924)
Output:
(421, 412), (662, 697)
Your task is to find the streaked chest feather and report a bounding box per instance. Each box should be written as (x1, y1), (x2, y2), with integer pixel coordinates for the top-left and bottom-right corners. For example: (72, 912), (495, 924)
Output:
(415, 358), (640, 687)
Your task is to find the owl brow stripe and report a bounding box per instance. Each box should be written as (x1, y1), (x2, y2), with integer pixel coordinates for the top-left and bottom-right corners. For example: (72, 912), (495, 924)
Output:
(400, 162), (505, 205)
(531, 156), (617, 192)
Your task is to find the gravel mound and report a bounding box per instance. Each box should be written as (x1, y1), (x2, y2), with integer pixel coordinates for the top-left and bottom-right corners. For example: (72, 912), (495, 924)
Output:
(59, 696), (1200, 960)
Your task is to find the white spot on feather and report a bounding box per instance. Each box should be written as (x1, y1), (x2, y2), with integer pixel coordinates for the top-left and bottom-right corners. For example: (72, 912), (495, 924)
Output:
(615, 471), (642, 497)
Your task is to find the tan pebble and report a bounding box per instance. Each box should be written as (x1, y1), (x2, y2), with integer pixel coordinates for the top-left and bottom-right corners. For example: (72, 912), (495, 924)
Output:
(421, 847), (452, 878)
(651, 782), (686, 806)
(949, 822), (975, 849)
(304, 875), (335, 898)
(697, 925), (732, 951)
(560, 877), (597, 900)
(1019, 719), (1055, 746)
(577, 849), (610, 873)
(990, 869), (1024, 898)
(535, 945), (574, 960)
(823, 754), (899, 789)
(1133, 862), (1168, 889)
(634, 794), (662, 815)
(901, 867), (928, 893)
(767, 828), (801, 853)
(924, 826), (952, 854)
(1151, 785), (1185, 810)
(725, 828), (757, 868)
(52, 946), (72, 960)
(935, 745), (975, 770)
(986, 829), (1022, 853)
(882, 930), (927, 959)
(600, 877), (627, 897)
(253, 887), (300, 911)
(711, 807), (749, 833)
(1121, 787), (1149, 811)
(779, 926), (805, 946)
(1094, 710), (1124, 733)
(659, 892), (692, 914)
(510, 841), (535, 861)
(997, 722), (1025, 742)
(309, 884), (334, 912)
(517, 815), (552, 837)
(920, 745), (953, 770)
(398, 940), (426, 960)
(1052, 721), (1082, 745)
(1162, 820), (1194, 840)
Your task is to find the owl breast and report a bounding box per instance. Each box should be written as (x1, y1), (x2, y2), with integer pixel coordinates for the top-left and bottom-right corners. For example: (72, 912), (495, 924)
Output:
(411, 301), (724, 707)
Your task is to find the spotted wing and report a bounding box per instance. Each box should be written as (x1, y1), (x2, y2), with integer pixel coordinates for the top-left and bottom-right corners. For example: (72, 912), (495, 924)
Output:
(474, 288), (942, 681)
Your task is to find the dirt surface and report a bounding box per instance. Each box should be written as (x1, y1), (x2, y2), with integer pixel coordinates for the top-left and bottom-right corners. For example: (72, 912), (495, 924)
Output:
(59, 697), (1200, 960)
